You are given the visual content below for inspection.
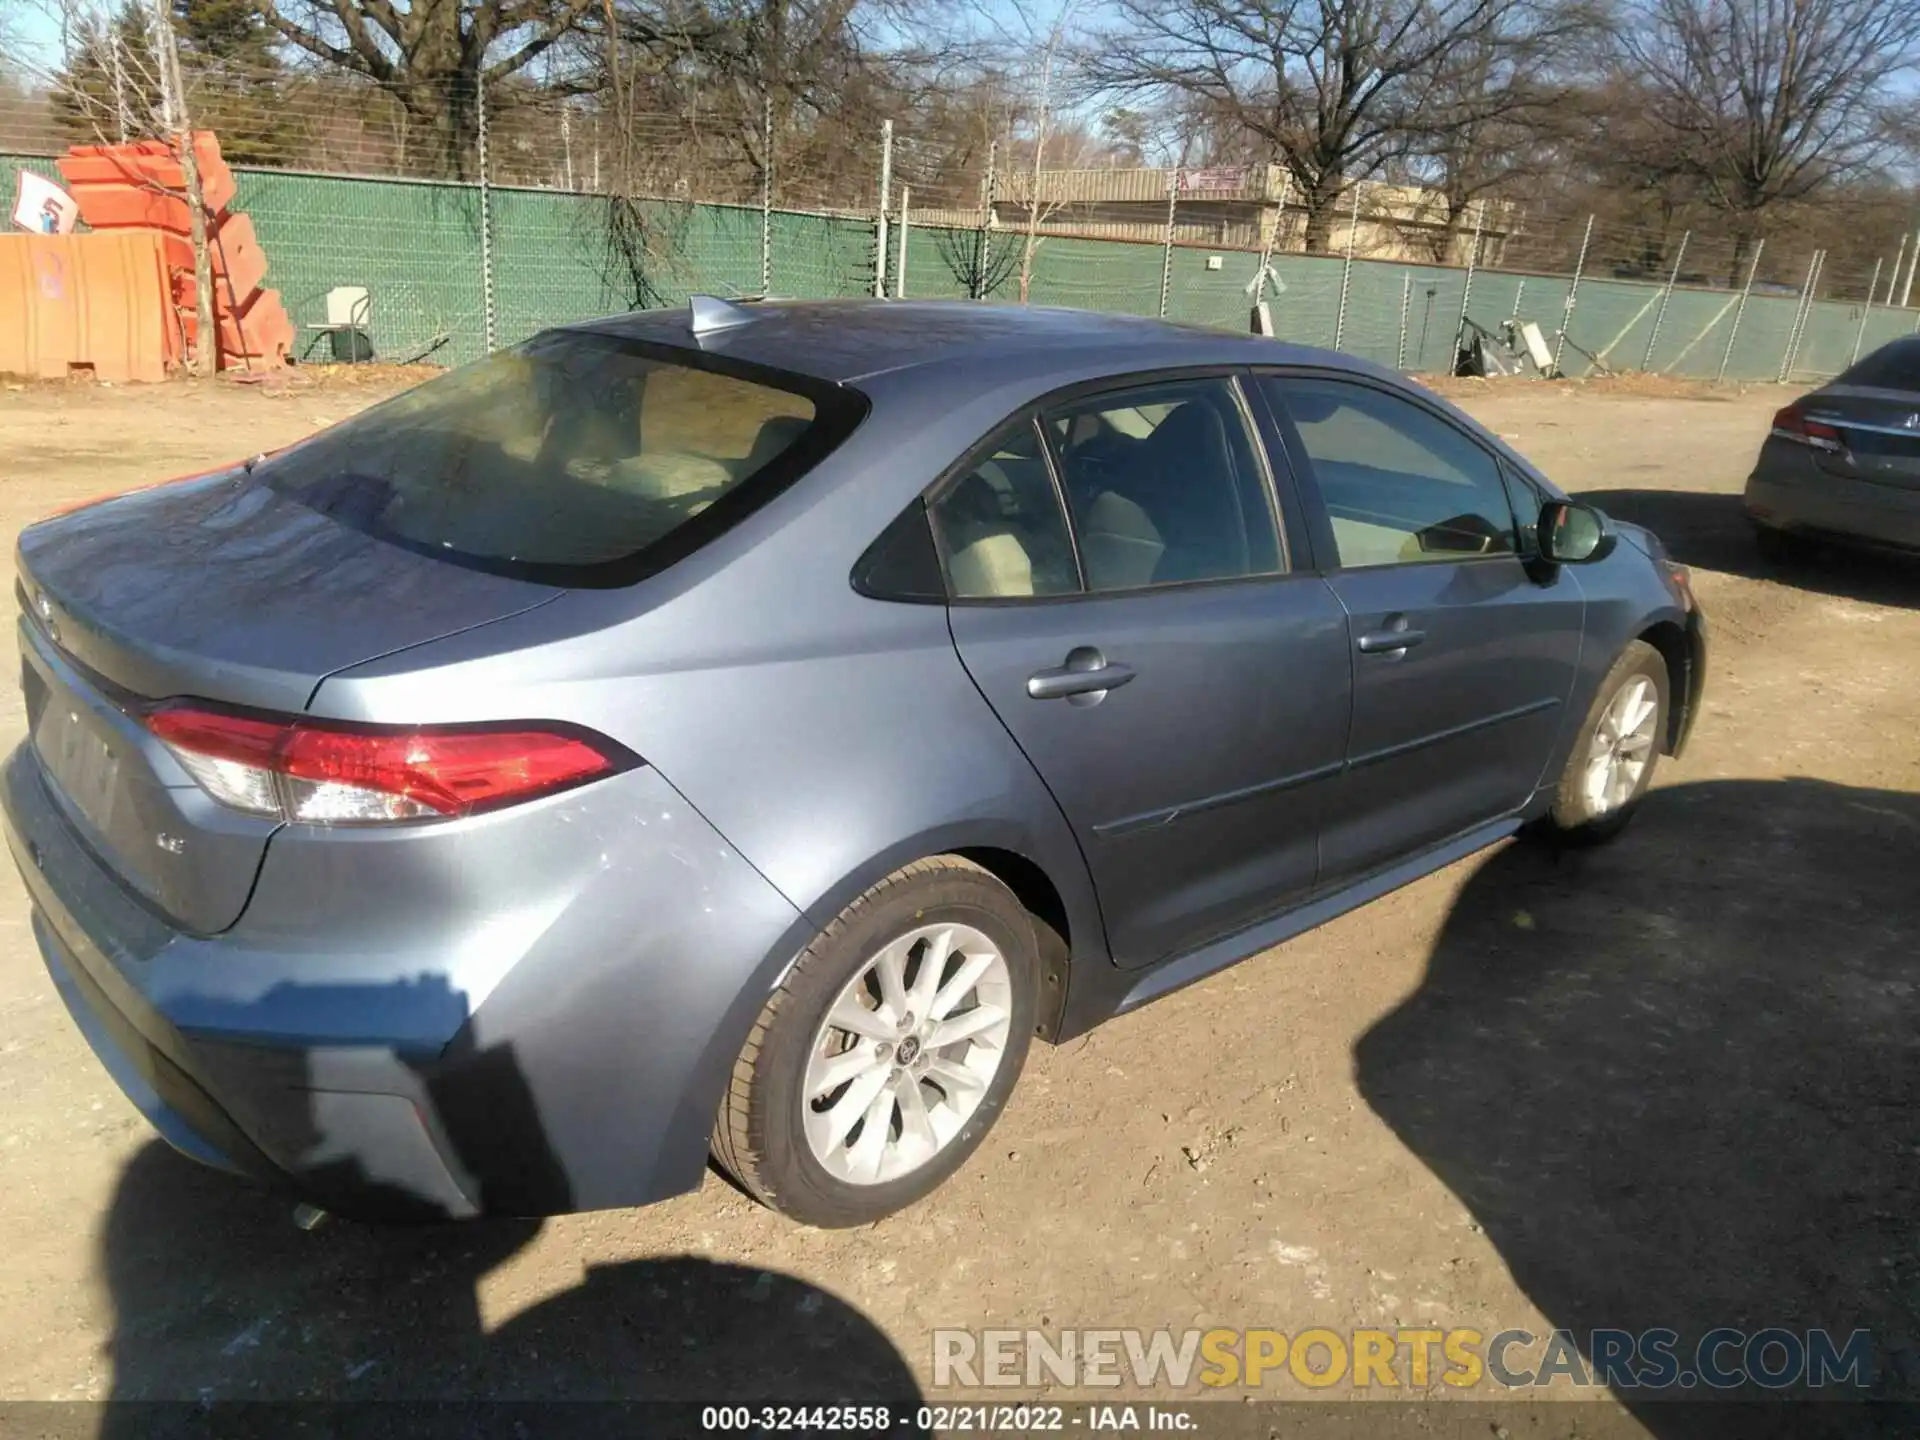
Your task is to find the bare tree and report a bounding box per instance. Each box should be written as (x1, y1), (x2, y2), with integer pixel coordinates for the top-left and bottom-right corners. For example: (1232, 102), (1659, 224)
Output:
(1617, 0), (1920, 279)
(27, 0), (219, 374)
(1397, 5), (1596, 260)
(1081, 0), (1557, 252)
(1013, 0), (1085, 301)
(262, 0), (600, 178)
(934, 219), (1018, 296)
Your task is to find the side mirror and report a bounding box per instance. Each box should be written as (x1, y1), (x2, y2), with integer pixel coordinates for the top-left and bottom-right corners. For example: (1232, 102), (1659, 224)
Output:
(1537, 500), (1616, 564)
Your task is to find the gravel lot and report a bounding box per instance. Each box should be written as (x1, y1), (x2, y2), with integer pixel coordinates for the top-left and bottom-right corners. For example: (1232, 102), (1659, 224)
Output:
(0, 371), (1913, 1435)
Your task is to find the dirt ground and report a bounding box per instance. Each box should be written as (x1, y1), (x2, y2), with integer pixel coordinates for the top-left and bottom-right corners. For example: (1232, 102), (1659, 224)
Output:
(0, 370), (1914, 1433)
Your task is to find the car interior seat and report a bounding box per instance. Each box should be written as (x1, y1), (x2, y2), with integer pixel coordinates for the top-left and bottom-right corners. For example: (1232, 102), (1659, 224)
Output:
(940, 468), (1034, 597)
(741, 414), (811, 477)
(1078, 489), (1165, 589)
(1093, 400), (1248, 584)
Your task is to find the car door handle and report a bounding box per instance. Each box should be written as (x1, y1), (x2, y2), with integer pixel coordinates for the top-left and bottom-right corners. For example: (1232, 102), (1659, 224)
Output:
(1027, 651), (1136, 700)
(1356, 627), (1427, 655)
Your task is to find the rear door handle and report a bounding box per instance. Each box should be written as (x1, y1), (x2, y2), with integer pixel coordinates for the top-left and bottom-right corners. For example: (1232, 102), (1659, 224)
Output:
(1356, 620), (1427, 655)
(1028, 647), (1136, 701)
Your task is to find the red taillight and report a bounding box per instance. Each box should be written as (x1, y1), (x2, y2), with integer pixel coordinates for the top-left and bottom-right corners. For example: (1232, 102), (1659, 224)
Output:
(143, 702), (634, 824)
(1770, 405), (1842, 452)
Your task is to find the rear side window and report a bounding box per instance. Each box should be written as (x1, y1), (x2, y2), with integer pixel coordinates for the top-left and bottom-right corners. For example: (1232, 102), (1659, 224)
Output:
(1044, 377), (1281, 589)
(252, 330), (862, 585)
(928, 421), (1080, 600)
(1835, 338), (1920, 390)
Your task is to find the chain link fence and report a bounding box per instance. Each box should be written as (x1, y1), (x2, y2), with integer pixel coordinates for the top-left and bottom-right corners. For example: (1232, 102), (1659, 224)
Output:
(4, 65), (1917, 381)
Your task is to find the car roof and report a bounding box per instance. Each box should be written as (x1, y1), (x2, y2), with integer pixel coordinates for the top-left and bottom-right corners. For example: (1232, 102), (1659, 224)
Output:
(565, 298), (1363, 386)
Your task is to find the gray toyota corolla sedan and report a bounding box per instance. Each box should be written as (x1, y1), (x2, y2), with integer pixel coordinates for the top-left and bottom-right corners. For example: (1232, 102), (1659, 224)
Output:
(5, 299), (1706, 1228)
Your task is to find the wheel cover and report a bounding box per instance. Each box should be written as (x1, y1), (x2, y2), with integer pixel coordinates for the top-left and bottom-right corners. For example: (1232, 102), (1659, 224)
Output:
(802, 922), (1013, 1187)
(1583, 674), (1660, 815)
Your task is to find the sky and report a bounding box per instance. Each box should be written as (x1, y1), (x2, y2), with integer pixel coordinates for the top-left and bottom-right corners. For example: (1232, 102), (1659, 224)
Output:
(9, 7), (65, 70)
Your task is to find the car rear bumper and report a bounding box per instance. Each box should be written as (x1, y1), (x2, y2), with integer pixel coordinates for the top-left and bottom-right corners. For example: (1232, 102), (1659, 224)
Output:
(2, 740), (811, 1219)
(1745, 463), (1920, 554)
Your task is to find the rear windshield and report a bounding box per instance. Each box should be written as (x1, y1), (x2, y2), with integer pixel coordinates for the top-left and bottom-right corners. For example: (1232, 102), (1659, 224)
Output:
(253, 329), (863, 585)
(1836, 338), (1920, 391)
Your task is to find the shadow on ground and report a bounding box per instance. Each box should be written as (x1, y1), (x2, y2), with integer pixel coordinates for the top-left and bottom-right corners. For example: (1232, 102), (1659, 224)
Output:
(94, 1146), (921, 1436)
(1576, 488), (1920, 608)
(1358, 778), (1920, 1437)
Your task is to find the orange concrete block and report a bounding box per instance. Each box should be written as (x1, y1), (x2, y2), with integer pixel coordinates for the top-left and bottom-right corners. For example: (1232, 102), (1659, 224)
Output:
(57, 134), (236, 223)
(175, 284), (296, 367)
(154, 217), (268, 295)
(0, 232), (175, 384)
(227, 290), (294, 364)
(208, 212), (268, 295)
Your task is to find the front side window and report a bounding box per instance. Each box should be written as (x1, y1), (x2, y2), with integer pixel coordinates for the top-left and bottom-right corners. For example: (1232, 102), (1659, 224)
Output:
(928, 421), (1080, 600)
(252, 329), (858, 583)
(1044, 377), (1281, 590)
(1260, 376), (1517, 568)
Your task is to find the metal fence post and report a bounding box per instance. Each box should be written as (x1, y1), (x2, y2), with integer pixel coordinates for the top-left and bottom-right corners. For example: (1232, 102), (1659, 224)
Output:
(477, 69), (497, 354)
(1779, 250), (1823, 383)
(760, 93), (774, 295)
(1397, 270), (1412, 370)
(976, 141), (998, 301)
(1253, 172), (1288, 299)
(1333, 182), (1361, 350)
(1716, 239), (1765, 384)
(895, 185), (910, 299)
(109, 33), (132, 143)
(1551, 214), (1595, 377)
(1903, 218), (1920, 308)
(1886, 235), (1907, 306)
(1452, 199), (1484, 358)
(1851, 257), (1884, 364)
(1641, 230), (1690, 371)
(874, 119), (893, 299)
(1158, 172), (1179, 319)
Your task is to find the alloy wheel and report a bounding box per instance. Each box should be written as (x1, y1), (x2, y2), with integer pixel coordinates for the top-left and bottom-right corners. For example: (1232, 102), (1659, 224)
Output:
(1583, 675), (1660, 815)
(801, 923), (1013, 1186)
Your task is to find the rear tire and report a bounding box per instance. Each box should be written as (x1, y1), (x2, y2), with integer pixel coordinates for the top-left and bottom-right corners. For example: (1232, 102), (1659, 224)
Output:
(1540, 640), (1669, 847)
(712, 857), (1038, 1228)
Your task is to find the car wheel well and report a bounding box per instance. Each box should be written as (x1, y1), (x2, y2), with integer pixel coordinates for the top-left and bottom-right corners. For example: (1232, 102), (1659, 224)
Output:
(1636, 620), (1690, 754)
(952, 846), (1072, 1041)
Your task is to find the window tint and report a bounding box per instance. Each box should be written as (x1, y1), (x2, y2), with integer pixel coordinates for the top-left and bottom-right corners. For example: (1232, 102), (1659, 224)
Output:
(253, 330), (854, 582)
(1045, 378), (1280, 591)
(1836, 337), (1920, 390)
(1262, 376), (1516, 568)
(1500, 462), (1546, 552)
(853, 501), (945, 601)
(929, 422), (1080, 600)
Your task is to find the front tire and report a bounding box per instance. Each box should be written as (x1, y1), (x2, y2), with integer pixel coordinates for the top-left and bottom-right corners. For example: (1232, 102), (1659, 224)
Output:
(1541, 640), (1669, 846)
(712, 857), (1038, 1228)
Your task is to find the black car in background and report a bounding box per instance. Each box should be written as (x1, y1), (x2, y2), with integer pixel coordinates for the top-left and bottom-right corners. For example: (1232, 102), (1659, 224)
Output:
(1747, 336), (1920, 561)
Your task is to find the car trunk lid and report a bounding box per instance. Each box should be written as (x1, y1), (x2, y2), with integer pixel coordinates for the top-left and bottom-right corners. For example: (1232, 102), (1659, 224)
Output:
(16, 469), (559, 933)
(1801, 387), (1920, 491)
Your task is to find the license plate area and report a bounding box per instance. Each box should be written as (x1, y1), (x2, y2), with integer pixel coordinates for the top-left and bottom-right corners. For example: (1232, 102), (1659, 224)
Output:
(33, 692), (125, 841)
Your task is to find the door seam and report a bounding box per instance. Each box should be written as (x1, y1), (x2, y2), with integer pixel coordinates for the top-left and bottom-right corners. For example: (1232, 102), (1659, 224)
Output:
(940, 604), (1117, 965)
